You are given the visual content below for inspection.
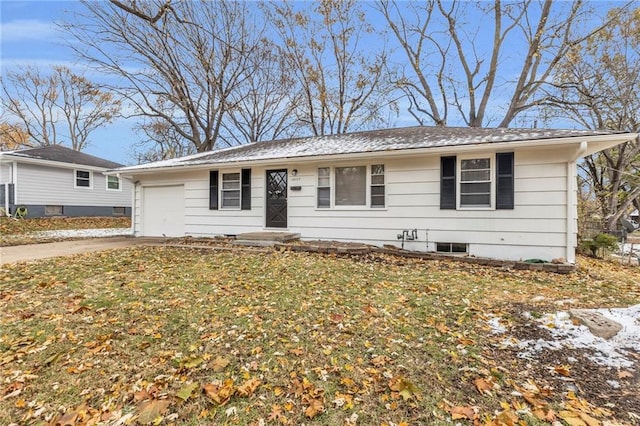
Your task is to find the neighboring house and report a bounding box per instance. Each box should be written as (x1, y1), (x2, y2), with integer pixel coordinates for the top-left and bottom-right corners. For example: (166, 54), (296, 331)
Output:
(0, 145), (132, 218)
(631, 210), (639, 225)
(111, 126), (637, 263)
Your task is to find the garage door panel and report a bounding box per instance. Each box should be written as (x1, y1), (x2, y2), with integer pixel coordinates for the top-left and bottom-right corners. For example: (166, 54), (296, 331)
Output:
(142, 185), (185, 237)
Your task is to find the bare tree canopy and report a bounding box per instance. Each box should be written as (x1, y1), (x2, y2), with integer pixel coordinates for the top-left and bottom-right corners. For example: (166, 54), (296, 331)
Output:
(267, 0), (393, 136)
(547, 7), (640, 230)
(63, 0), (298, 158)
(0, 65), (120, 151)
(378, 0), (620, 128)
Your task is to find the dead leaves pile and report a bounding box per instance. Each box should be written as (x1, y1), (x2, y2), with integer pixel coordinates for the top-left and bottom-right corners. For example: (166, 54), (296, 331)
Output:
(1, 246), (638, 425)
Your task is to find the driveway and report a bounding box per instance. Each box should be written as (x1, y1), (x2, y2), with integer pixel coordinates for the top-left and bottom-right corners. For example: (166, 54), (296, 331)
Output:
(0, 237), (160, 265)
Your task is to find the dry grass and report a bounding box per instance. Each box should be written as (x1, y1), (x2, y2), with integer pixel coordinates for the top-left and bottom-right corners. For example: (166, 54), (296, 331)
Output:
(1, 247), (638, 425)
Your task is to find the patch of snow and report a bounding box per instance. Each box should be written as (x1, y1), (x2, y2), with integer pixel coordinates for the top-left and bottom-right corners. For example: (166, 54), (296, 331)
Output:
(607, 380), (621, 389)
(489, 305), (640, 368)
(486, 316), (507, 334)
(31, 228), (132, 238)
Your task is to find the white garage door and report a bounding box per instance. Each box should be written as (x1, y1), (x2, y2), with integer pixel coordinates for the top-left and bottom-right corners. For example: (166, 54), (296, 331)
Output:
(142, 185), (185, 237)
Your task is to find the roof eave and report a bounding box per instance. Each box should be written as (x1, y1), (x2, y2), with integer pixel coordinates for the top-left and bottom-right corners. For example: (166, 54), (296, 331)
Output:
(0, 153), (114, 172)
(113, 132), (638, 177)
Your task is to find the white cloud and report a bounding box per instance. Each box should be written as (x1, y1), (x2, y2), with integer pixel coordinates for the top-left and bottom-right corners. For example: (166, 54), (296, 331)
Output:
(1, 19), (58, 42)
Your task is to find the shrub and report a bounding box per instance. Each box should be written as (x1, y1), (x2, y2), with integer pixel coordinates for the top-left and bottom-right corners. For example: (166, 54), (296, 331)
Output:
(579, 233), (619, 258)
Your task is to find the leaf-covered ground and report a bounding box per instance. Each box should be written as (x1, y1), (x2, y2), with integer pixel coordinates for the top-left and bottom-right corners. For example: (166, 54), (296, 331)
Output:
(0, 217), (131, 246)
(1, 247), (638, 425)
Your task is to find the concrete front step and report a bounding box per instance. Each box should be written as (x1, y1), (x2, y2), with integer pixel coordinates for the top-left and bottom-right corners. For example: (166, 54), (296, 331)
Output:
(235, 232), (300, 242)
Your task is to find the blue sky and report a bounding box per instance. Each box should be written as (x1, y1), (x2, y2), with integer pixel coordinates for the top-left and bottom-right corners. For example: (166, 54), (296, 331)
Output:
(0, 1), (626, 165)
(1, 1), (139, 165)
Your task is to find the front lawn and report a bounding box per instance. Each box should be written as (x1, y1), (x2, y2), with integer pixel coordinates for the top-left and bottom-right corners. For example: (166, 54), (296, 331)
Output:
(0, 216), (131, 246)
(1, 247), (638, 425)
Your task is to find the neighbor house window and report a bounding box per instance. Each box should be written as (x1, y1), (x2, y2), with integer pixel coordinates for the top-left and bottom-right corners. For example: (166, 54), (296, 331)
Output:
(460, 158), (491, 207)
(45, 205), (63, 216)
(371, 164), (385, 207)
(75, 170), (92, 188)
(107, 175), (121, 190)
(113, 207), (125, 216)
(317, 167), (330, 208)
(439, 153), (514, 210)
(221, 172), (241, 208)
(335, 166), (366, 206)
(436, 242), (468, 253)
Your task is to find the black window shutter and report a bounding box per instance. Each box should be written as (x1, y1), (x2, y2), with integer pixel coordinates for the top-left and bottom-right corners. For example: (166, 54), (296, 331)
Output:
(496, 152), (514, 210)
(241, 168), (251, 210)
(209, 170), (219, 210)
(440, 156), (456, 209)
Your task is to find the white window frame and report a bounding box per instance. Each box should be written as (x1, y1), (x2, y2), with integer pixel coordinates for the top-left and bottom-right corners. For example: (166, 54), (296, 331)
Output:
(317, 167), (331, 208)
(370, 164), (385, 208)
(220, 170), (241, 209)
(106, 175), (121, 191)
(74, 169), (93, 189)
(315, 164), (386, 210)
(457, 155), (494, 210)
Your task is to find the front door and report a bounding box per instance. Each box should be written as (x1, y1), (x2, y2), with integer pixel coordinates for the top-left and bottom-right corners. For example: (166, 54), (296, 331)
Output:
(266, 169), (288, 228)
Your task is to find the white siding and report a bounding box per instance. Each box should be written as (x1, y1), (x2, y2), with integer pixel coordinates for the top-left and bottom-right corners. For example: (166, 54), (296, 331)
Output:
(0, 161), (12, 183)
(133, 148), (577, 262)
(16, 162), (131, 207)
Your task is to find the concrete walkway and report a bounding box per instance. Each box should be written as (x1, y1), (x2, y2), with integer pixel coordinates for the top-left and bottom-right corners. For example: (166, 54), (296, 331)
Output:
(0, 237), (160, 265)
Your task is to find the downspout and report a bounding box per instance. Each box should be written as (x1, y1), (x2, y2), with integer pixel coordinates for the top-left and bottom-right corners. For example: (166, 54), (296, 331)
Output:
(130, 177), (137, 237)
(567, 141), (588, 263)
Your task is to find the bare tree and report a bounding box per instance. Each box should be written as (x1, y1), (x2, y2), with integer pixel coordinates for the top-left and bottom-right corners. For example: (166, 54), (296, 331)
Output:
(0, 65), (120, 151)
(266, 0), (393, 136)
(63, 0), (265, 154)
(546, 7), (640, 231)
(378, 0), (619, 128)
(219, 39), (301, 146)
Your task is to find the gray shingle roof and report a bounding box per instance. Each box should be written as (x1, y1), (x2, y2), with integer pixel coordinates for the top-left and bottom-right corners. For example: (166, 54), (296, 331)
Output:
(4, 145), (123, 169)
(116, 126), (624, 172)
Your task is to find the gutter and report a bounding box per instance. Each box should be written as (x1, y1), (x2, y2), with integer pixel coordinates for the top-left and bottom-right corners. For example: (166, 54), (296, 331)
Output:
(567, 141), (588, 263)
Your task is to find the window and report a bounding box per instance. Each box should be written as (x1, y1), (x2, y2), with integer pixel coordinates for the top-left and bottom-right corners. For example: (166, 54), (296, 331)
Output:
(439, 153), (514, 210)
(45, 205), (63, 216)
(210, 169), (251, 210)
(317, 167), (330, 208)
(460, 158), (491, 207)
(371, 164), (385, 207)
(221, 172), (241, 208)
(113, 207), (125, 216)
(335, 166), (366, 206)
(107, 175), (121, 190)
(436, 242), (468, 253)
(75, 170), (92, 188)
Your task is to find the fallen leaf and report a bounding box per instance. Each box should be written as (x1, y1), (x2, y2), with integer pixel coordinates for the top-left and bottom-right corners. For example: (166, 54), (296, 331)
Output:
(237, 378), (261, 397)
(474, 377), (494, 394)
(203, 379), (235, 405)
(559, 410), (587, 426)
(210, 356), (230, 372)
(136, 399), (171, 425)
(176, 382), (199, 401)
(305, 398), (324, 418)
(618, 370), (633, 379)
(554, 365), (571, 377)
(450, 406), (476, 420)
